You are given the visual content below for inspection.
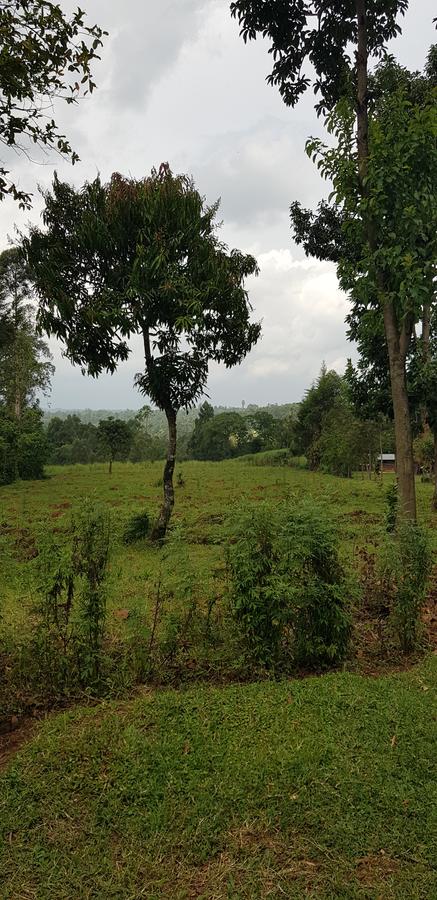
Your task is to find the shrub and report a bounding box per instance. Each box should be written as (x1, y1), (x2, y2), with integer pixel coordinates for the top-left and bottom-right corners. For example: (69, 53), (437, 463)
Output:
(279, 500), (351, 667)
(34, 500), (110, 693)
(227, 499), (351, 669)
(227, 503), (285, 666)
(380, 522), (432, 652)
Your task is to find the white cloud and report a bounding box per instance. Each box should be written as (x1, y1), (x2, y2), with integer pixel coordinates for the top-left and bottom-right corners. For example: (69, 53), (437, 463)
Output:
(0, 0), (434, 408)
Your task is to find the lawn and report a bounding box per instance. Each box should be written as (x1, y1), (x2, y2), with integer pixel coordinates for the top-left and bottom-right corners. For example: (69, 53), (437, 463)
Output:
(1, 657), (436, 899)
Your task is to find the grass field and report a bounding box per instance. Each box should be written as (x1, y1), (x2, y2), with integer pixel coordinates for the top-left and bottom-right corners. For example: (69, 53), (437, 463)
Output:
(1, 460), (436, 698)
(1, 657), (436, 898)
(1, 461), (437, 898)
(1, 458), (436, 627)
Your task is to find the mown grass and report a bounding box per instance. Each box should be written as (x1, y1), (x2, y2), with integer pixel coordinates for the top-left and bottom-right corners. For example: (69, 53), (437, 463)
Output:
(1, 656), (436, 899)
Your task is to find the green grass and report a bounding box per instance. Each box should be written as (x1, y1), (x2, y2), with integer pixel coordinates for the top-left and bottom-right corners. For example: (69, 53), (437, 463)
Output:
(1, 460), (436, 710)
(1, 459), (436, 633)
(1, 656), (436, 898)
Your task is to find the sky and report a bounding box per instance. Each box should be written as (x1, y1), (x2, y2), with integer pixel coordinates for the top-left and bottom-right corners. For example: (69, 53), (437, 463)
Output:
(0, 0), (435, 410)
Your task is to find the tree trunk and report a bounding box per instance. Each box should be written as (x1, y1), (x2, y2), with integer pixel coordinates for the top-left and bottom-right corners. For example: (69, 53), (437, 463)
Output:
(109, 456), (112, 476)
(355, 2), (416, 522)
(433, 429), (437, 511)
(383, 302), (416, 521)
(151, 407), (177, 542)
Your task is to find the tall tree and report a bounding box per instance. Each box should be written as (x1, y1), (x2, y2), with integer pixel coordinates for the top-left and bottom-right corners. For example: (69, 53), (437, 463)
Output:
(231, 1), (435, 521)
(0, 248), (53, 419)
(0, 1), (106, 207)
(25, 165), (260, 540)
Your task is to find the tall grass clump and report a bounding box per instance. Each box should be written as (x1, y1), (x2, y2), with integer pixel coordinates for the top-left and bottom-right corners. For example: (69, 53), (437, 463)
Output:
(33, 500), (110, 695)
(380, 521), (431, 652)
(227, 498), (351, 669)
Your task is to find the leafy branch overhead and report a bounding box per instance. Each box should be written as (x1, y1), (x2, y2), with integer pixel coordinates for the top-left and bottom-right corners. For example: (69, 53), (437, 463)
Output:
(230, 0), (408, 111)
(0, 1), (107, 207)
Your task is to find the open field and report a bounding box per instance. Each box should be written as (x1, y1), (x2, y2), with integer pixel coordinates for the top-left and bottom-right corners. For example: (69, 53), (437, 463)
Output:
(1, 459), (436, 695)
(1, 658), (436, 899)
(1, 461), (437, 898)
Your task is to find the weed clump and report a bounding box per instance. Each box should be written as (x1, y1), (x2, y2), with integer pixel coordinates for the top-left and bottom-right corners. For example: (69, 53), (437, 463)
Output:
(227, 498), (351, 669)
(32, 500), (110, 694)
(380, 521), (431, 652)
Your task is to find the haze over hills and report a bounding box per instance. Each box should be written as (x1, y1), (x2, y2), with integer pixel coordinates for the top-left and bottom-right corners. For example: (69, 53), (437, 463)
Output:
(42, 403), (299, 434)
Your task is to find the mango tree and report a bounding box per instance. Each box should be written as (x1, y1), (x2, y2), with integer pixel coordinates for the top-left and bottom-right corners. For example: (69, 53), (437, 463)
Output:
(25, 165), (260, 539)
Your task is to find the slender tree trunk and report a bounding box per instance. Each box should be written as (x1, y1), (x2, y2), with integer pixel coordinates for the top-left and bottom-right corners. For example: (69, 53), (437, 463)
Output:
(421, 302), (431, 433)
(433, 428), (437, 511)
(109, 456), (112, 476)
(383, 302), (416, 520)
(151, 407), (177, 542)
(355, 0), (416, 522)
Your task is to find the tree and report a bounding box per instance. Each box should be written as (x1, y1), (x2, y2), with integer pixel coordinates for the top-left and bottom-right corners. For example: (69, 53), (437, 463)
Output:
(0, 248), (53, 418)
(245, 410), (279, 453)
(294, 366), (344, 468)
(190, 411), (250, 460)
(0, 247), (52, 483)
(230, 1), (407, 114)
(188, 401), (215, 457)
(0, 405), (46, 483)
(231, 2), (433, 520)
(0, 1), (106, 207)
(305, 60), (436, 518)
(97, 417), (133, 474)
(25, 165), (260, 539)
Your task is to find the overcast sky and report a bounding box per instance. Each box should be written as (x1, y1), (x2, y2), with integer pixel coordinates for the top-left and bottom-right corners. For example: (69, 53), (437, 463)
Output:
(0, 0), (434, 409)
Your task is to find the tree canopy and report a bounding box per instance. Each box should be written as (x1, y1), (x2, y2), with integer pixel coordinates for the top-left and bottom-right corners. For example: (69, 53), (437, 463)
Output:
(230, 0), (408, 111)
(0, 0), (106, 207)
(25, 164), (261, 538)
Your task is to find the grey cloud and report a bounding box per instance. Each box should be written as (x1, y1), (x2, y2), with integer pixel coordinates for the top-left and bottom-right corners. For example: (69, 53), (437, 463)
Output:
(97, 0), (213, 110)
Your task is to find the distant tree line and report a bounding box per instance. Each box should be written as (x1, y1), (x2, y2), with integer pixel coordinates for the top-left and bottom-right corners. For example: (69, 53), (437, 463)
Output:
(43, 402), (298, 466)
(293, 364), (394, 478)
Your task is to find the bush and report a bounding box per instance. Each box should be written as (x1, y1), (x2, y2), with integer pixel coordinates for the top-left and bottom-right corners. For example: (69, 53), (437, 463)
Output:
(34, 500), (110, 693)
(279, 500), (352, 667)
(227, 499), (351, 669)
(226, 503), (284, 666)
(380, 522), (432, 652)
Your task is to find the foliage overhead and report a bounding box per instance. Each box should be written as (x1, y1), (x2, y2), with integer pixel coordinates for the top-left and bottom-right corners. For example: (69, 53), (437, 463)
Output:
(0, 0), (106, 207)
(230, 0), (408, 112)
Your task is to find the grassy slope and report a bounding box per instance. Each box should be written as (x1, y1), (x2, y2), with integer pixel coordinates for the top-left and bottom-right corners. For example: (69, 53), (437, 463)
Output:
(1, 657), (436, 899)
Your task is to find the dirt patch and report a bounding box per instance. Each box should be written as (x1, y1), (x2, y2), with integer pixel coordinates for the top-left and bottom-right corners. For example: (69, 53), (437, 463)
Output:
(356, 852), (399, 884)
(0, 717), (37, 771)
(13, 527), (38, 560)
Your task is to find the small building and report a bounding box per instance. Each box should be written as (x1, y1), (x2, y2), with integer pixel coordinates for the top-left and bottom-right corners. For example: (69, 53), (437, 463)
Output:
(377, 453), (396, 473)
